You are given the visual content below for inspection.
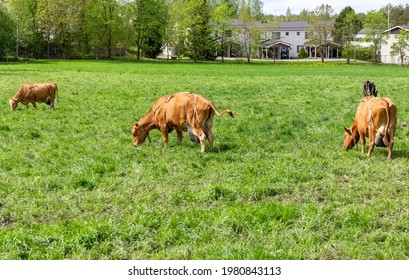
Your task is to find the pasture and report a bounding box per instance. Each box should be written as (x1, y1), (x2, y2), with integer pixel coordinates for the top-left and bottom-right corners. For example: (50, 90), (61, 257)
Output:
(0, 59), (409, 259)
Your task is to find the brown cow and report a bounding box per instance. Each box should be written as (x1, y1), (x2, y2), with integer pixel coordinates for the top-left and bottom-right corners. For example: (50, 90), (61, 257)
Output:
(132, 92), (234, 152)
(343, 96), (397, 159)
(9, 83), (58, 111)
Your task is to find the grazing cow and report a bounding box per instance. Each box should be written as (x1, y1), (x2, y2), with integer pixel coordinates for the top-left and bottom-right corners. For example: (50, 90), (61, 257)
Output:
(9, 83), (58, 111)
(132, 92), (234, 152)
(343, 96), (397, 159)
(362, 80), (378, 97)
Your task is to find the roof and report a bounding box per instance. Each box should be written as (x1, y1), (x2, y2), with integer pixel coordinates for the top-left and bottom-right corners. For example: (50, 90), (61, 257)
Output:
(384, 25), (409, 33)
(260, 39), (292, 48)
(279, 21), (311, 30)
(255, 20), (311, 31)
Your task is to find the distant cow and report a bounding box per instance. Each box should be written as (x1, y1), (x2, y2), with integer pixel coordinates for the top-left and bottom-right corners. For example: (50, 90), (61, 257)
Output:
(132, 92), (234, 152)
(343, 96), (397, 159)
(9, 83), (58, 111)
(362, 80), (378, 97)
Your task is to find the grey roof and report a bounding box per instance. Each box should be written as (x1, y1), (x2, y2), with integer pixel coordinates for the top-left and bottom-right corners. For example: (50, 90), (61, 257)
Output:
(255, 20), (310, 31)
(384, 25), (409, 33)
(279, 21), (311, 30)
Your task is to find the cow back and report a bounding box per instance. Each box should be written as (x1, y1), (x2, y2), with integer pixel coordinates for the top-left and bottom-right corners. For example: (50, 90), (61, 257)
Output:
(152, 92), (213, 132)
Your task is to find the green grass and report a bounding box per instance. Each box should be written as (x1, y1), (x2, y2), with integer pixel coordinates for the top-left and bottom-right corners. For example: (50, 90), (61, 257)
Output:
(1, 59), (409, 259)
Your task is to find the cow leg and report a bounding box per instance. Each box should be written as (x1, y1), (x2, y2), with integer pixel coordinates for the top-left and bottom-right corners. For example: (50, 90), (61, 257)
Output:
(387, 128), (395, 160)
(176, 130), (183, 145)
(367, 130), (375, 158)
(50, 100), (54, 110)
(199, 131), (207, 152)
(360, 135), (366, 156)
(31, 101), (37, 109)
(207, 130), (214, 151)
(160, 128), (169, 148)
(387, 142), (394, 160)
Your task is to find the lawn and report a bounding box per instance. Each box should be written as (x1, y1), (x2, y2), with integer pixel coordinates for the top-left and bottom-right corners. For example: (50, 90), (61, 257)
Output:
(0, 59), (409, 259)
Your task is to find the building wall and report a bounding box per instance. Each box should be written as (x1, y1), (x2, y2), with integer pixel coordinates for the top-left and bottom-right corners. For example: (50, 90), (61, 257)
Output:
(380, 27), (409, 65)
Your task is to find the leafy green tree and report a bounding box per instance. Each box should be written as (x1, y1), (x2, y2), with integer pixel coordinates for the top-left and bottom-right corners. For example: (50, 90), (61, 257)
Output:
(213, 2), (233, 62)
(163, 0), (185, 59)
(185, 0), (216, 62)
(132, 0), (166, 60)
(7, 0), (47, 58)
(298, 47), (308, 58)
(237, 0), (260, 63)
(381, 4), (409, 27)
(0, 4), (16, 58)
(334, 6), (362, 64)
(364, 11), (388, 63)
(86, 0), (123, 59)
(35, 0), (58, 58)
(390, 29), (409, 66)
(306, 4), (335, 63)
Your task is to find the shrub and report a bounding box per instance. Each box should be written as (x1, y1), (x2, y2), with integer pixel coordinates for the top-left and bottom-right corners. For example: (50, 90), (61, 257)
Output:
(298, 47), (308, 59)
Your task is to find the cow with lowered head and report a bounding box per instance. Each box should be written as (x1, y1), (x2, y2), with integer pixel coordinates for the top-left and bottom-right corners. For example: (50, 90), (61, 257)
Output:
(343, 96), (397, 159)
(9, 83), (58, 111)
(132, 92), (234, 152)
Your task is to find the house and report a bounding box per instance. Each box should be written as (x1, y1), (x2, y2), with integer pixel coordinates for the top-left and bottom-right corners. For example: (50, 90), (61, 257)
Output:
(225, 20), (340, 59)
(380, 25), (409, 64)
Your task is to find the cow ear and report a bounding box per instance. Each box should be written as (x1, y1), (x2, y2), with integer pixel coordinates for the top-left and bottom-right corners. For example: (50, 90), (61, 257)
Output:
(344, 127), (351, 135)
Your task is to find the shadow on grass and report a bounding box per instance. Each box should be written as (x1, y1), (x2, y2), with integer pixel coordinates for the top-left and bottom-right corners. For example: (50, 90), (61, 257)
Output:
(391, 149), (409, 159)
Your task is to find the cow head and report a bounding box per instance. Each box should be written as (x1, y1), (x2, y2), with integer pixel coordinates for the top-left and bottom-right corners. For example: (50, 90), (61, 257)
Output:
(132, 122), (149, 147)
(9, 98), (19, 111)
(343, 126), (359, 150)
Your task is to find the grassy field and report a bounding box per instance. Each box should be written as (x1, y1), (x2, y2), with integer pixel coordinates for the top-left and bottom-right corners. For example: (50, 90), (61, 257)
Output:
(0, 59), (409, 260)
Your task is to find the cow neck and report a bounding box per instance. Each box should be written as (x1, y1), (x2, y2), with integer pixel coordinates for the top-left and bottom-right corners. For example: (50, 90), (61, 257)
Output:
(139, 112), (158, 142)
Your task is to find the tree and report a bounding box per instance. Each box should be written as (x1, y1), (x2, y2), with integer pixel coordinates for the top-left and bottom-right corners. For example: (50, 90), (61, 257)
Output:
(364, 11), (388, 63)
(132, 0), (166, 60)
(306, 4), (335, 63)
(381, 4), (409, 27)
(334, 6), (362, 64)
(86, 0), (123, 59)
(213, 2), (233, 62)
(0, 4), (16, 58)
(390, 29), (409, 66)
(36, 0), (58, 58)
(236, 0), (260, 63)
(7, 0), (48, 58)
(185, 0), (216, 62)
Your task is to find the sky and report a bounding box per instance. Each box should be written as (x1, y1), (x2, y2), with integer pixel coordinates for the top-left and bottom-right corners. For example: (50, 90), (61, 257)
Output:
(262, 0), (408, 15)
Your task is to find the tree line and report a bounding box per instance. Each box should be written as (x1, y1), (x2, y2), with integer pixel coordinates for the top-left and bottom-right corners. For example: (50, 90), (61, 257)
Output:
(0, 0), (262, 60)
(1, 1), (408, 62)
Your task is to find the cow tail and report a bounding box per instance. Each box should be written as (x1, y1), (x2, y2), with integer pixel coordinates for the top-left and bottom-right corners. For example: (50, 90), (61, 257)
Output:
(208, 102), (234, 118)
(55, 84), (59, 103)
(383, 103), (390, 147)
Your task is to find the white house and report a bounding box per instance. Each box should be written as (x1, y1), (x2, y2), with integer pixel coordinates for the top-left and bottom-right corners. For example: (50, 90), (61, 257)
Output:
(226, 20), (340, 59)
(380, 25), (409, 64)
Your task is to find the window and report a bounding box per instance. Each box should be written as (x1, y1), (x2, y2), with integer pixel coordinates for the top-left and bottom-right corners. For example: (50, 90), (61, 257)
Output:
(297, 32), (300, 36)
(272, 32), (280, 39)
(285, 32), (289, 36)
(297, 45), (304, 53)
